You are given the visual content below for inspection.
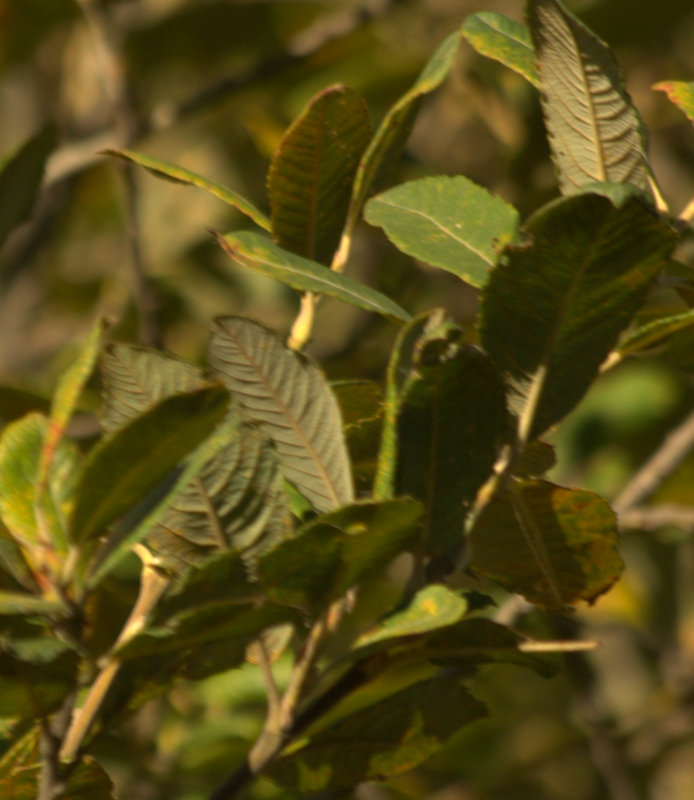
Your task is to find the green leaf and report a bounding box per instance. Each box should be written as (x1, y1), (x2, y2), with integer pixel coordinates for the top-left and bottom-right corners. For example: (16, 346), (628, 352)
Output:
(209, 317), (354, 513)
(365, 175), (519, 289)
(375, 310), (508, 560)
(0, 125), (56, 251)
(528, 0), (650, 193)
(0, 413), (81, 572)
(268, 84), (371, 265)
(354, 585), (468, 649)
(69, 386), (229, 545)
(469, 479), (622, 610)
(618, 308), (694, 357)
(100, 343), (207, 434)
(479, 190), (676, 441)
(462, 12), (540, 88)
(267, 677), (486, 792)
(345, 28), (463, 235)
(103, 148), (271, 231)
(0, 637), (78, 717)
(0, 592), (64, 616)
(653, 81), (694, 125)
(332, 380), (383, 493)
(40, 317), (106, 480)
(145, 412), (292, 574)
(214, 231), (411, 324)
(258, 499), (422, 611)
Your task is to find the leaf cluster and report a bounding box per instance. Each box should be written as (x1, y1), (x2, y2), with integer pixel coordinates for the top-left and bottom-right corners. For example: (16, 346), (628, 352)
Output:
(2, 2), (694, 799)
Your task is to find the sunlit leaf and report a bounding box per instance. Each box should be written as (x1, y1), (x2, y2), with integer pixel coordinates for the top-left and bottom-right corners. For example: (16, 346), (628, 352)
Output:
(364, 175), (518, 288)
(479, 190), (676, 441)
(0, 592), (64, 616)
(258, 499), (422, 611)
(70, 386), (229, 545)
(215, 231), (411, 323)
(528, 0), (650, 193)
(267, 677), (486, 792)
(354, 585), (468, 648)
(469, 479), (622, 610)
(0, 413), (81, 571)
(462, 12), (539, 87)
(40, 317), (106, 480)
(346, 28), (463, 235)
(0, 125), (55, 251)
(209, 317), (354, 513)
(653, 81), (694, 124)
(104, 148), (271, 230)
(268, 84), (371, 264)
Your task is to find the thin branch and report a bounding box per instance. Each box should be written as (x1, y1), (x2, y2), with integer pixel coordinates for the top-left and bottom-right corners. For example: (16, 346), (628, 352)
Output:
(60, 548), (169, 762)
(618, 503), (694, 533)
(612, 408), (694, 516)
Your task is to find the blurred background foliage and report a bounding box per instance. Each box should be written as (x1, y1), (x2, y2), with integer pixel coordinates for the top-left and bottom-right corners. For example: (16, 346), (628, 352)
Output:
(2, 1), (694, 798)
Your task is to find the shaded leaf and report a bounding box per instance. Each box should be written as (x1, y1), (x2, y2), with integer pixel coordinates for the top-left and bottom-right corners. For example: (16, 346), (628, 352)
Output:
(528, 0), (649, 193)
(146, 412), (292, 574)
(364, 175), (518, 288)
(469, 479), (622, 610)
(209, 317), (353, 513)
(0, 638), (78, 717)
(70, 386), (229, 545)
(268, 84), (371, 265)
(0, 413), (81, 572)
(462, 12), (539, 88)
(86, 417), (240, 586)
(479, 190), (676, 441)
(0, 125), (55, 251)
(101, 344), (206, 434)
(215, 231), (411, 324)
(104, 148), (271, 230)
(653, 81), (694, 125)
(376, 310), (508, 560)
(332, 380), (383, 492)
(346, 29), (463, 235)
(267, 677), (486, 792)
(258, 499), (422, 611)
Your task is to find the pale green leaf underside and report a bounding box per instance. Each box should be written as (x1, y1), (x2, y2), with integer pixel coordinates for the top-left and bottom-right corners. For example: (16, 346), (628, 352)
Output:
(462, 12), (540, 88)
(215, 231), (411, 323)
(209, 317), (354, 514)
(101, 344), (206, 434)
(365, 175), (518, 288)
(653, 81), (694, 125)
(528, 0), (649, 193)
(104, 148), (271, 231)
(148, 414), (292, 573)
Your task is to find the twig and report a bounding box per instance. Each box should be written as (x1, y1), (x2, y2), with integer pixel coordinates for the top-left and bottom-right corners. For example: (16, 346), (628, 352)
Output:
(612, 407), (694, 516)
(618, 503), (694, 533)
(59, 547), (169, 762)
(37, 694), (76, 800)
